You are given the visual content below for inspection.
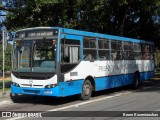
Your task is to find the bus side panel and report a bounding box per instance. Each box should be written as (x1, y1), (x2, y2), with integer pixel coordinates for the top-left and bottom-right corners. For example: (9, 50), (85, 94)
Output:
(58, 80), (84, 97)
(140, 71), (155, 81)
(95, 74), (134, 91)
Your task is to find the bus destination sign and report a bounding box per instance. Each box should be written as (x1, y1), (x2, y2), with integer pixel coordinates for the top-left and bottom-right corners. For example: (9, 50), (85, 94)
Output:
(28, 31), (53, 37)
(15, 29), (58, 39)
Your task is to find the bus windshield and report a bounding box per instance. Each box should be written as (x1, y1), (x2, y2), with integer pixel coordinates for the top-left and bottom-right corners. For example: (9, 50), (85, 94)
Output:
(12, 39), (57, 73)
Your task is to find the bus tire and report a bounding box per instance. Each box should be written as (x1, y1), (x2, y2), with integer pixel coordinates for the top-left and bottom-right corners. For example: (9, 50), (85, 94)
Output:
(132, 73), (141, 89)
(80, 80), (92, 100)
(10, 93), (20, 103)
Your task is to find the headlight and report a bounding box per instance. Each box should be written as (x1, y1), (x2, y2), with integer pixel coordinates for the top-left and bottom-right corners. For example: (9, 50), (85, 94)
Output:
(12, 82), (20, 87)
(45, 84), (58, 88)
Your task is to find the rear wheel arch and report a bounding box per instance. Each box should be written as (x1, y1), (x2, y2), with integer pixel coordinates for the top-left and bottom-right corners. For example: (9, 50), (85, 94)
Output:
(80, 76), (95, 100)
(85, 76), (96, 91)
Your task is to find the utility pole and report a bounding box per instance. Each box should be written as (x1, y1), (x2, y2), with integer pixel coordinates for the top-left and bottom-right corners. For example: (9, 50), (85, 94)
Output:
(0, 2), (9, 96)
(2, 29), (7, 96)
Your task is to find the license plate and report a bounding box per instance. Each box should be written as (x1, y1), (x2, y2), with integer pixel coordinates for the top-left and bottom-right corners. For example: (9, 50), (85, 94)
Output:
(44, 90), (52, 94)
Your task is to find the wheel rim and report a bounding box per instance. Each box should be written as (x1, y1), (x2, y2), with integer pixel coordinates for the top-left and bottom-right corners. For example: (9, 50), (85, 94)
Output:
(83, 84), (90, 96)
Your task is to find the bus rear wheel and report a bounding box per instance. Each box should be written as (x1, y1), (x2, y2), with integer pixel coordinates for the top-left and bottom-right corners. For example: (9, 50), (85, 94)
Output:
(80, 80), (92, 100)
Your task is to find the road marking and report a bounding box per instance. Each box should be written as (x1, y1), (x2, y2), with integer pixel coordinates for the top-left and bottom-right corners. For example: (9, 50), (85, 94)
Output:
(48, 91), (132, 111)
(5, 83), (160, 120)
(5, 91), (132, 120)
(0, 100), (11, 106)
(47, 83), (160, 112)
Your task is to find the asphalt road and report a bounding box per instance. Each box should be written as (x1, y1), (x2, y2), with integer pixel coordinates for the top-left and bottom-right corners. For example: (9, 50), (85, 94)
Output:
(0, 74), (160, 120)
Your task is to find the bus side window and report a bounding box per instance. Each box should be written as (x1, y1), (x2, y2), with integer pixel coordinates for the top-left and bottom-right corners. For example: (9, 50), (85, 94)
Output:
(61, 45), (69, 63)
(84, 54), (93, 61)
(133, 43), (142, 60)
(142, 44), (151, 60)
(61, 39), (80, 64)
(123, 42), (134, 60)
(111, 40), (122, 60)
(83, 37), (97, 61)
(61, 46), (80, 63)
(112, 52), (117, 60)
(69, 46), (79, 63)
(60, 39), (80, 73)
(98, 39), (110, 60)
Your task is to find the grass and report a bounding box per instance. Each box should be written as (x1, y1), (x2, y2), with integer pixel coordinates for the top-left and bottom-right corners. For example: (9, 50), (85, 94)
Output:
(156, 68), (160, 73)
(0, 88), (10, 93)
(0, 80), (11, 92)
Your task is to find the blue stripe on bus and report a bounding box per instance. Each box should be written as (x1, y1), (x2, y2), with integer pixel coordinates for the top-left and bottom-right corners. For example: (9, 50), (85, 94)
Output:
(11, 85), (60, 97)
(140, 71), (155, 81)
(62, 28), (153, 44)
(95, 74), (134, 91)
(95, 71), (154, 91)
(11, 71), (154, 97)
(11, 80), (84, 97)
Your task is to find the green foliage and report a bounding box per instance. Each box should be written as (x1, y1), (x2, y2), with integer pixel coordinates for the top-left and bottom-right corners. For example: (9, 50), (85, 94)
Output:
(36, 0), (60, 5)
(0, 80), (11, 89)
(155, 49), (160, 67)
(4, 0), (160, 47)
(0, 44), (12, 71)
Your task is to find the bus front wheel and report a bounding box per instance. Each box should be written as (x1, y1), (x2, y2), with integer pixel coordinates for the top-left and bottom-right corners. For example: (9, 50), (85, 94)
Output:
(80, 80), (92, 100)
(10, 93), (20, 103)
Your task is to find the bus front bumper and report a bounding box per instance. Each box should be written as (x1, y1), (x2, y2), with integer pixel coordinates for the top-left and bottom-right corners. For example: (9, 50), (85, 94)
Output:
(11, 85), (60, 97)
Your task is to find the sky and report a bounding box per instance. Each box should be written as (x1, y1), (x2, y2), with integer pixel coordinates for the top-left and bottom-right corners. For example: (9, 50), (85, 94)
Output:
(0, 0), (8, 30)
(0, 0), (14, 43)
(0, 0), (10, 22)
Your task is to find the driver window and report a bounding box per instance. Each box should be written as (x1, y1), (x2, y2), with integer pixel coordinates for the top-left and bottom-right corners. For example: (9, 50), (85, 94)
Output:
(60, 39), (80, 73)
(61, 39), (80, 63)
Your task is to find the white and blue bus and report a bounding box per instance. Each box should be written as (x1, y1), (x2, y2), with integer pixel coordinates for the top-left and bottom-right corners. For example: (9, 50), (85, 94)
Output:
(10, 27), (155, 101)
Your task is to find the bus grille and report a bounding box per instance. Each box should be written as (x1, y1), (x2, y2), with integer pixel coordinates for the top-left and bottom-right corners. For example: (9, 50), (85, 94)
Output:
(21, 84), (43, 87)
(23, 89), (40, 94)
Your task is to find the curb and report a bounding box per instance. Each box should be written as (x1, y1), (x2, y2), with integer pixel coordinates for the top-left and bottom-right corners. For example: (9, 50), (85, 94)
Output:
(0, 100), (12, 106)
(0, 90), (12, 105)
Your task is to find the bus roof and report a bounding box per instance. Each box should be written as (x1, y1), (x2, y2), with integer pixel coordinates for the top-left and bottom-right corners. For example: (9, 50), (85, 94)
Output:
(16, 27), (154, 44)
(61, 28), (153, 44)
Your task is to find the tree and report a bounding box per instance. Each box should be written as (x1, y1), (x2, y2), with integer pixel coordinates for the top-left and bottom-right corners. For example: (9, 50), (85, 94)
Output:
(155, 49), (160, 67)
(4, 0), (160, 44)
(0, 44), (12, 71)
